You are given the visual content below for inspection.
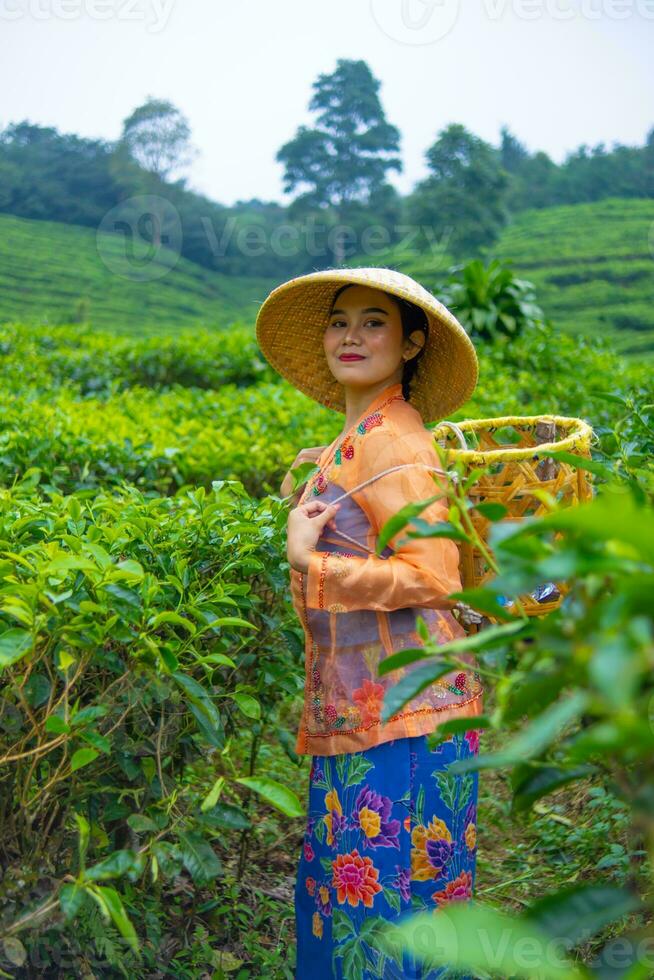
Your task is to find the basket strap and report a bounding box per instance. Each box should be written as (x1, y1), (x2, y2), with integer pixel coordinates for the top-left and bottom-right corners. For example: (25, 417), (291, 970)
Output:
(315, 461), (472, 619)
(322, 462), (458, 555)
(434, 420), (468, 450)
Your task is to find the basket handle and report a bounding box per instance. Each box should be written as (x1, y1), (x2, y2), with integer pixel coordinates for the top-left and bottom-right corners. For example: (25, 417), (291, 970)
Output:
(434, 420), (468, 451)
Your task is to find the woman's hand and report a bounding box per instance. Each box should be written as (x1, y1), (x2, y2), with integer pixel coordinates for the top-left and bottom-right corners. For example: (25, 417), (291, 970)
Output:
(279, 446), (327, 499)
(287, 500), (340, 574)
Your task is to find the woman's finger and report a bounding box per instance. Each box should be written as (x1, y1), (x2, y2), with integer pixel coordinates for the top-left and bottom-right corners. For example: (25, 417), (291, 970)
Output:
(301, 499), (327, 513)
(302, 502), (327, 518)
(306, 501), (341, 523)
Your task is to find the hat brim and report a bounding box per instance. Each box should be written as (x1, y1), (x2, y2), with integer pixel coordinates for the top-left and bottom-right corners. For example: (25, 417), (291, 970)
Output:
(255, 267), (479, 424)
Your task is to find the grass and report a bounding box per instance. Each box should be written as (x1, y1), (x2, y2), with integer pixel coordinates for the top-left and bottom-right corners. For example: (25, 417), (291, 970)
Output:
(0, 212), (277, 333)
(488, 196), (654, 361)
(350, 196), (654, 365)
(4, 197), (653, 361)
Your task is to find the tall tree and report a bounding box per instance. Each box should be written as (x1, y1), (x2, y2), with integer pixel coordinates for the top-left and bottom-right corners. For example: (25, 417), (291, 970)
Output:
(498, 125), (555, 214)
(119, 96), (195, 184)
(407, 123), (509, 260)
(276, 59), (401, 263)
(117, 97), (196, 247)
(508, 150), (559, 211)
(643, 126), (654, 198)
(499, 125), (530, 174)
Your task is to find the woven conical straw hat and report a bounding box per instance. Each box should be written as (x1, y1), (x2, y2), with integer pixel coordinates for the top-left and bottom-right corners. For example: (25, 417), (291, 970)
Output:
(255, 267), (479, 423)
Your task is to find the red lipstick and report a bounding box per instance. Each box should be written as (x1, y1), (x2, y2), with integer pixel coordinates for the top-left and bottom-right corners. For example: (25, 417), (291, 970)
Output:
(339, 354), (365, 361)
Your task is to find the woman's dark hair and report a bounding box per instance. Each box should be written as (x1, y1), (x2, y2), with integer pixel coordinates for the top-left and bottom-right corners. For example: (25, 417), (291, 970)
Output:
(329, 284), (429, 402)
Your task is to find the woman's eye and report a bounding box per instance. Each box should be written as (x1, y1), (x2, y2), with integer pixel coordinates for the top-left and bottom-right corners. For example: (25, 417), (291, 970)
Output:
(328, 318), (384, 328)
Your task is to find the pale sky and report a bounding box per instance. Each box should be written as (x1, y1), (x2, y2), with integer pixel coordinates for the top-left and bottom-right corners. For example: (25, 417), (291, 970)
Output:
(2, 0), (653, 207)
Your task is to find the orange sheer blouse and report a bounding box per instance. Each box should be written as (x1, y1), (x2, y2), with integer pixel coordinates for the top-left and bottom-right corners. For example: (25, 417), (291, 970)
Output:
(289, 382), (484, 756)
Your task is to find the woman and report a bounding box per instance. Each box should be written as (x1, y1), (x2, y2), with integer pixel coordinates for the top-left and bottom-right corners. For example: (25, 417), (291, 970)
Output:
(255, 268), (484, 979)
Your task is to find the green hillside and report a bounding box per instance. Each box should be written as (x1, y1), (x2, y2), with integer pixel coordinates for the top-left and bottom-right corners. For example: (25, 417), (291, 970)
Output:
(2, 199), (653, 358)
(488, 197), (654, 359)
(0, 212), (277, 333)
(350, 197), (654, 363)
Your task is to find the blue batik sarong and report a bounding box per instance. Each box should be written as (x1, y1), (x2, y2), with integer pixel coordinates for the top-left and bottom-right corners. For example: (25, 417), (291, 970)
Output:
(294, 730), (480, 979)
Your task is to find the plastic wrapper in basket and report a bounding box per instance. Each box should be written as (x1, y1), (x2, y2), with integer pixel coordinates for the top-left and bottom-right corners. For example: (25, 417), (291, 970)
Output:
(431, 414), (596, 626)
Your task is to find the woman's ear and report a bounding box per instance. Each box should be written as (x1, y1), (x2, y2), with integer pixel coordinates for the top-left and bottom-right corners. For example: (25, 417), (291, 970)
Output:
(407, 330), (425, 359)
(402, 330), (425, 361)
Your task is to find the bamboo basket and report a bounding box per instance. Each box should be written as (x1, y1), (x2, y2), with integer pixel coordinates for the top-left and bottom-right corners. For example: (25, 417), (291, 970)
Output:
(431, 414), (596, 629)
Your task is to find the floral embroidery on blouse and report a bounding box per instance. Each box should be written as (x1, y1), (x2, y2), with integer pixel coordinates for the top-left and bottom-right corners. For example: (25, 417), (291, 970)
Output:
(307, 396), (400, 498)
(334, 439), (354, 465)
(329, 553), (352, 579)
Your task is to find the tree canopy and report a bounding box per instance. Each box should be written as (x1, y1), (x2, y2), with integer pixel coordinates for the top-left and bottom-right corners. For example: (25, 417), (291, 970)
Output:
(407, 123), (510, 259)
(276, 58), (402, 211)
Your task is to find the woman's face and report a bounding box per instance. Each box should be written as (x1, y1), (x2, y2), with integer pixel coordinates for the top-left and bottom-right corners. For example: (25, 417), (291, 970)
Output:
(323, 284), (423, 390)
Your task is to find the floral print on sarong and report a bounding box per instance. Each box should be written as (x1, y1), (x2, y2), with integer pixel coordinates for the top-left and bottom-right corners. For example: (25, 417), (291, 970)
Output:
(294, 730), (480, 979)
